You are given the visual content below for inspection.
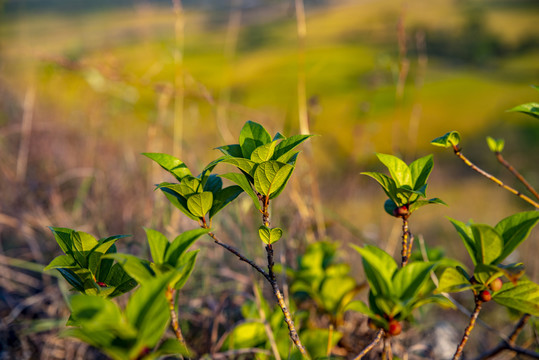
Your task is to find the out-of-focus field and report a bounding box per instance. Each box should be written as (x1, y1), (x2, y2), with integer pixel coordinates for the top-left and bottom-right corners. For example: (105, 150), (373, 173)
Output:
(0, 0), (538, 358)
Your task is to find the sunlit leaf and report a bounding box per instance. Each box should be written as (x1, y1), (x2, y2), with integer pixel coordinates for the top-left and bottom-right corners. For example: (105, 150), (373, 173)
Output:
(507, 102), (539, 119)
(436, 267), (473, 294)
(376, 153), (412, 188)
(494, 211), (539, 264)
(186, 191), (213, 218)
(493, 280), (539, 316)
(486, 136), (505, 153)
(209, 185), (243, 218)
(253, 161), (294, 197)
(239, 121), (272, 158)
(143, 153), (192, 181)
(431, 131), (461, 148)
(221, 172), (261, 210)
(258, 225), (283, 245)
(144, 228), (169, 264)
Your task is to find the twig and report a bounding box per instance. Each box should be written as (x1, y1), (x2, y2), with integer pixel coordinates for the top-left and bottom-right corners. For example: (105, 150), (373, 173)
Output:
(383, 337), (393, 360)
(354, 329), (384, 360)
(206, 231), (270, 282)
(452, 145), (539, 208)
(473, 314), (539, 360)
(453, 298), (483, 360)
(401, 218), (410, 267)
(262, 200), (309, 358)
(165, 286), (187, 349)
(253, 282), (282, 360)
(495, 152), (539, 201)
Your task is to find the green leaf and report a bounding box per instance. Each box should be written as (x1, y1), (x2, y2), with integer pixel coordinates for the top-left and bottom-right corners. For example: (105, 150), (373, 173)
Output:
(361, 172), (400, 205)
(507, 102), (539, 119)
(49, 227), (75, 256)
(471, 224), (503, 265)
(494, 211), (539, 264)
(165, 228), (209, 267)
(72, 231), (98, 268)
(473, 264), (504, 286)
(376, 153), (412, 188)
(493, 280), (539, 316)
(57, 268), (86, 293)
(221, 156), (257, 176)
(186, 191), (213, 218)
(157, 183), (199, 220)
(409, 154), (433, 190)
(88, 235), (128, 276)
(154, 338), (191, 358)
(178, 176), (203, 197)
(220, 172), (261, 210)
(448, 218), (477, 265)
(436, 267), (473, 294)
(44, 255), (77, 270)
(258, 226), (283, 245)
(216, 144), (243, 157)
(408, 198), (447, 213)
(172, 250), (199, 290)
(300, 328), (342, 360)
(486, 136), (505, 153)
(105, 263), (138, 298)
(239, 121), (272, 159)
(104, 253), (154, 284)
(250, 141), (279, 163)
(203, 174), (223, 194)
(125, 275), (174, 350)
(144, 228), (169, 264)
(392, 262), (436, 302)
(320, 276), (357, 315)
(253, 161), (294, 198)
(143, 153), (192, 181)
(431, 131), (461, 148)
(222, 322), (267, 350)
(209, 185), (243, 219)
(352, 245), (397, 297)
(272, 134), (313, 160)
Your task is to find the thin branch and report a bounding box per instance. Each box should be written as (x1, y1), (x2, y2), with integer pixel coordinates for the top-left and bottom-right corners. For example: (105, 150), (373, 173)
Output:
(473, 314), (539, 360)
(266, 243), (308, 357)
(401, 218), (410, 267)
(452, 145), (539, 208)
(453, 298), (483, 360)
(495, 152), (539, 201)
(165, 286), (187, 349)
(253, 282), (282, 360)
(206, 231), (271, 282)
(353, 329), (384, 360)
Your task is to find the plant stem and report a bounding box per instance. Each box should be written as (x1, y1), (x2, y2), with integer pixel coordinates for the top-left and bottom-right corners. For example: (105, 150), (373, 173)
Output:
(165, 286), (186, 347)
(453, 298), (483, 360)
(382, 337), (393, 360)
(266, 243), (308, 357)
(206, 230), (271, 282)
(495, 152), (539, 201)
(353, 329), (384, 360)
(473, 314), (539, 360)
(401, 217), (410, 267)
(452, 145), (539, 208)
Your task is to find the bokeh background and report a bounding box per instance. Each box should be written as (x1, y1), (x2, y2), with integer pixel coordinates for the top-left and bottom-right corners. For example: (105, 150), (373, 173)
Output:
(1, 0), (538, 358)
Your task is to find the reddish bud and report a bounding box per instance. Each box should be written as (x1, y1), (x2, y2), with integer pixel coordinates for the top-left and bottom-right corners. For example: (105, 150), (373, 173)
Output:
(97, 282), (107, 287)
(392, 205), (409, 218)
(388, 319), (402, 336)
(489, 278), (503, 292)
(480, 290), (492, 302)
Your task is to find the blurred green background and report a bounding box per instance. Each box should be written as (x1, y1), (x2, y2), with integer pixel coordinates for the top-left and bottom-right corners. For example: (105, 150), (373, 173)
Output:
(0, 0), (538, 358)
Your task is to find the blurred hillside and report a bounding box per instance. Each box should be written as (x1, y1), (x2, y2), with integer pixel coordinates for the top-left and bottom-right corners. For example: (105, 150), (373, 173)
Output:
(0, 0), (538, 358)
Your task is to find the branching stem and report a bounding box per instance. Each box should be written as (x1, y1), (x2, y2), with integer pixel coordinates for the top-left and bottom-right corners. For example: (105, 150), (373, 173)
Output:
(165, 286), (186, 348)
(401, 217), (410, 267)
(453, 298), (483, 360)
(473, 314), (539, 360)
(495, 152), (539, 201)
(353, 329), (384, 360)
(452, 145), (539, 208)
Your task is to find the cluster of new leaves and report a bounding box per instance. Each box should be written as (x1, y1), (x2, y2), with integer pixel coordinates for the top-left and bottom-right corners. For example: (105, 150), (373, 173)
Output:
(347, 246), (452, 333)
(222, 285), (341, 360)
(64, 275), (188, 360)
(45, 227), (206, 359)
(437, 211), (539, 315)
(362, 154), (445, 218)
(143, 152), (243, 221)
(44, 227), (136, 297)
(106, 228), (209, 291)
